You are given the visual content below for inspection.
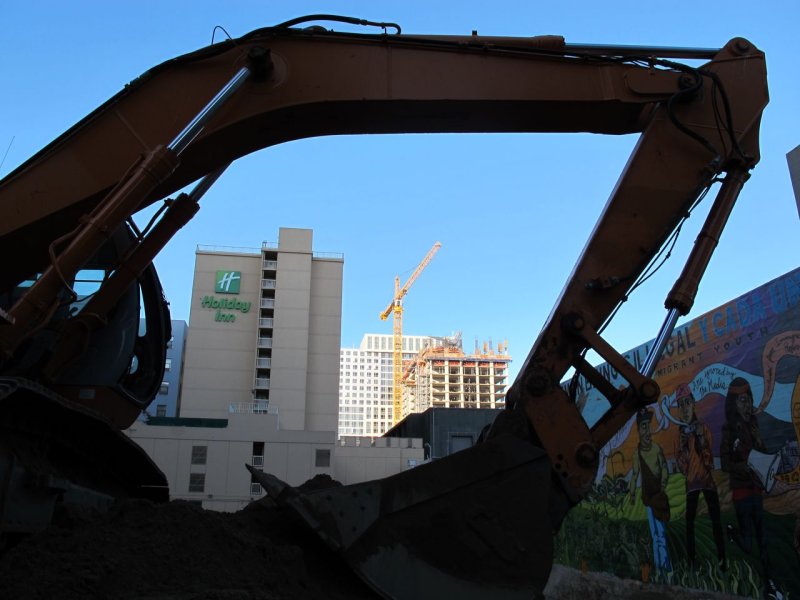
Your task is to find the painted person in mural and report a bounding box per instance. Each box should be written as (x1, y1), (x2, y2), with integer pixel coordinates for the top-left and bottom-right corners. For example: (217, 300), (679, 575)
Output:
(721, 377), (779, 596)
(629, 407), (672, 574)
(673, 383), (727, 570)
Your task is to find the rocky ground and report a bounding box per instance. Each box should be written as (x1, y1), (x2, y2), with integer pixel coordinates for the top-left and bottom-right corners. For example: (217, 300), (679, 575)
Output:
(0, 477), (752, 600)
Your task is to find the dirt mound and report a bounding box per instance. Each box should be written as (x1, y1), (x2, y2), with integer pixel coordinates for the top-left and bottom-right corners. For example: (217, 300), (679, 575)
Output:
(0, 476), (376, 600)
(0, 474), (751, 600)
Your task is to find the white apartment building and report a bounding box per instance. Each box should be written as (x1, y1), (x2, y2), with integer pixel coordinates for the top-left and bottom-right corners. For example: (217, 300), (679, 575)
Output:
(338, 334), (433, 438)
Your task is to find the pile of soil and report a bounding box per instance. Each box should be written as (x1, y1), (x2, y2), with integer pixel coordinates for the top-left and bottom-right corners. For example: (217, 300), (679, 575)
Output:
(0, 475), (749, 600)
(0, 476), (375, 600)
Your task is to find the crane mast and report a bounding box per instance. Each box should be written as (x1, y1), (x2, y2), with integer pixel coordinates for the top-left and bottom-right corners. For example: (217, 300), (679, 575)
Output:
(380, 242), (441, 425)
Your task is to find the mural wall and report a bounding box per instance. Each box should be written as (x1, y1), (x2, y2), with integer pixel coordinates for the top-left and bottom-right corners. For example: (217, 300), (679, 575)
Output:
(555, 267), (800, 599)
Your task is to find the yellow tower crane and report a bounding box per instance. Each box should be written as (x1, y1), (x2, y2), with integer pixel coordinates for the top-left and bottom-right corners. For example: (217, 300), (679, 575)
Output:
(380, 241), (441, 425)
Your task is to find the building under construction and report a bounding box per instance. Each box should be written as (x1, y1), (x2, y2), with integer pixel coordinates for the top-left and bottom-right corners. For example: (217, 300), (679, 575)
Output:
(401, 334), (510, 419)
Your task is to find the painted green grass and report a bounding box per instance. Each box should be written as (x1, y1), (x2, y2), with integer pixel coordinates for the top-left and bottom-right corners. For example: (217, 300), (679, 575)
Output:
(554, 474), (799, 599)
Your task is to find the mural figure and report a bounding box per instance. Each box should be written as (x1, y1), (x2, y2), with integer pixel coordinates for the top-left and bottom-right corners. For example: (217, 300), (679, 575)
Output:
(721, 377), (779, 598)
(629, 407), (672, 574)
(673, 383), (726, 570)
(555, 269), (800, 597)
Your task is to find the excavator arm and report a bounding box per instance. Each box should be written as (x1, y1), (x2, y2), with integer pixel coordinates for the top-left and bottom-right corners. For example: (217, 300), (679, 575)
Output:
(0, 18), (768, 599)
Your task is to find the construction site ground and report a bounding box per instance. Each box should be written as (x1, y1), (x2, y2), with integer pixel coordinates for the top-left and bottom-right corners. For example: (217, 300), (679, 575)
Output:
(0, 478), (752, 600)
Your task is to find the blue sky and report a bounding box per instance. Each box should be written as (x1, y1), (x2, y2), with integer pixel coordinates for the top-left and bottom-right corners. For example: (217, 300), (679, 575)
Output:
(2, 1), (798, 383)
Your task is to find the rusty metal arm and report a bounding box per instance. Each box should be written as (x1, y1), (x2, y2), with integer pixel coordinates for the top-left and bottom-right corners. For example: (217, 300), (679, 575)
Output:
(509, 41), (766, 499)
(0, 29), (767, 497)
(0, 29), (693, 290)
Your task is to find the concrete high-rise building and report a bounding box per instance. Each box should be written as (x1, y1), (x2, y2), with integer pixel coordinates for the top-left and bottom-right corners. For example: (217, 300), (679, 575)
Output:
(180, 228), (343, 432)
(338, 334), (434, 437)
(402, 338), (510, 418)
(127, 228), (354, 510)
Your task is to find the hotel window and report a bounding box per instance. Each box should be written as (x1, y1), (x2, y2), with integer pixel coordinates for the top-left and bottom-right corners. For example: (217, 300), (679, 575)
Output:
(315, 449), (331, 468)
(189, 473), (205, 493)
(191, 445), (208, 465)
(252, 442), (265, 467)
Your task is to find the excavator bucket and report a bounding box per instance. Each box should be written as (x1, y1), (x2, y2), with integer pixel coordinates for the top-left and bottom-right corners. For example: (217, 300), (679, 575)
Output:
(247, 434), (560, 600)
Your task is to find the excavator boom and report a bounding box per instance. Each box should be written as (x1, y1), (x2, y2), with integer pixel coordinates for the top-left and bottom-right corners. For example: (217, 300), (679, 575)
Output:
(0, 18), (768, 599)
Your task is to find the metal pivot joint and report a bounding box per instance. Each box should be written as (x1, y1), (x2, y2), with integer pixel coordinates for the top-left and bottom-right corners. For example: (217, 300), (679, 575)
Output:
(561, 312), (660, 448)
(247, 47), (273, 82)
(563, 312), (659, 407)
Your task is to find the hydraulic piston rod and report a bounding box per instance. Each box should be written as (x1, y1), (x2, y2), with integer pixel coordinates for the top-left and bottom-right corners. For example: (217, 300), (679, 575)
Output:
(641, 169), (750, 379)
(0, 66), (254, 357)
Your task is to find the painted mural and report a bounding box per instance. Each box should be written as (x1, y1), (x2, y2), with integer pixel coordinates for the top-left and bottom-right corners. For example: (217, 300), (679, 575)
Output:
(554, 267), (800, 599)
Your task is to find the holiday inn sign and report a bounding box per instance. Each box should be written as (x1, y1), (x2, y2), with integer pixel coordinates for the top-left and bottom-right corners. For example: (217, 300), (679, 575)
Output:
(215, 270), (241, 294)
(200, 271), (252, 323)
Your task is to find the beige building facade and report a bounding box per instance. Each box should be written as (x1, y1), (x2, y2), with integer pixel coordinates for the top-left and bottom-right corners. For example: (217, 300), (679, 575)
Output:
(334, 436), (425, 485)
(127, 228), (423, 510)
(127, 413), (336, 512)
(180, 228), (342, 431)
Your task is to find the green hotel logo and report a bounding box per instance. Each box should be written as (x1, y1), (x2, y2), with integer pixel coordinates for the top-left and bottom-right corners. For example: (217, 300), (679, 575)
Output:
(215, 271), (241, 294)
(203, 271), (247, 323)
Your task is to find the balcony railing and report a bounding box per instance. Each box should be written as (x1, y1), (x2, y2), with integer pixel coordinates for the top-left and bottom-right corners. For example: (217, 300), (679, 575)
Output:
(262, 260), (277, 270)
(252, 455), (264, 467)
(313, 251), (344, 260)
(258, 337), (272, 348)
(260, 298), (275, 309)
(256, 358), (271, 369)
(261, 279), (276, 289)
(259, 318), (273, 328)
(229, 402), (271, 414)
(250, 482), (263, 495)
(254, 378), (270, 389)
(196, 244), (259, 254)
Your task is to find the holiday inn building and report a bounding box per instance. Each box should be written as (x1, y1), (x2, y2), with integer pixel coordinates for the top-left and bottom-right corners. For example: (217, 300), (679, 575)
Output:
(179, 227), (342, 426)
(126, 228), (424, 510)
